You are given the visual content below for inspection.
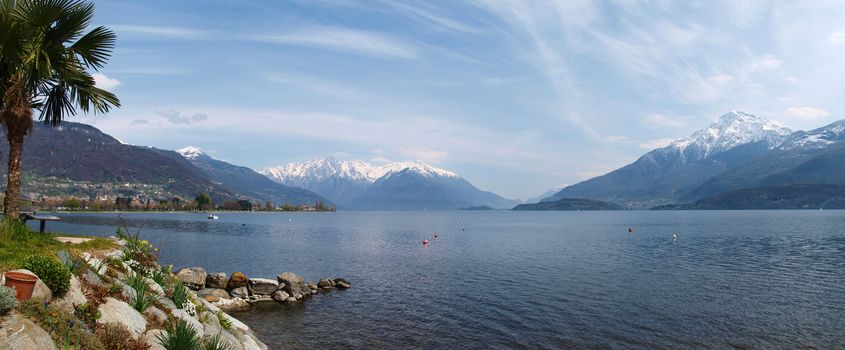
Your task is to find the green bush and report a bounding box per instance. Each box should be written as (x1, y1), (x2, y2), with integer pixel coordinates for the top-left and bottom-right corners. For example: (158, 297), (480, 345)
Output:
(203, 333), (234, 350)
(0, 285), (17, 315)
(170, 281), (190, 309)
(126, 274), (159, 312)
(21, 255), (71, 297)
(156, 319), (202, 350)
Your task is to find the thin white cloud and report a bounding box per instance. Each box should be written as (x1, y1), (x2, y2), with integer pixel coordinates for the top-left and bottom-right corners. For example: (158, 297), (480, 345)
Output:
(708, 74), (735, 84)
(399, 146), (449, 163)
(644, 114), (686, 128)
(750, 54), (782, 71)
(786, 107), (830, 120)
(830, 32), (845, 44)
(638, 138), (675, 150)
(249, 26), (419, 59)
(109, 25), (210, 40)
(92, 73), (120, 90)
(390, 2), (481, 34)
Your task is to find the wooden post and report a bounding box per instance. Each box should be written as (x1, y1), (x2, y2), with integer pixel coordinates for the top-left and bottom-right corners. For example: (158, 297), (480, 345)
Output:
(39, 220), (45, 234)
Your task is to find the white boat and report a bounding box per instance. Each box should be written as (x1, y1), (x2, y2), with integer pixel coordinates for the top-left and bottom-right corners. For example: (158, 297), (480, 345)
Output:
(207, 214), (219, 220)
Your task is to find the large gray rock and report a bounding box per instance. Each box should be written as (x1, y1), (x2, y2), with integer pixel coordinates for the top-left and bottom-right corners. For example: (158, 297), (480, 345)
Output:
(198, 288), (230, 300)
(247, 278), (278, 296)
(143, 329), (167, 350)
(0, 314), (55, 350)
(98, 297), (148, 338)
(229, 286), (249, 298)
(54, 276), (87, 314)
(176, 267), (207, 290)
(7, 269), (51, 302)
(144, 306), (168, 325)
(277, 272), (307, 299)
(214, 297), (250, 312)
(215, 330), (246, 350)
(271, 290), (289, 302)
(81, 269), (103, 287)
(171, 308), (203, 334)
(318, 278), (334, 289)
(334, 278), (351, 289)
(145, 277), (166, 296)
(206, 272), (228, 289)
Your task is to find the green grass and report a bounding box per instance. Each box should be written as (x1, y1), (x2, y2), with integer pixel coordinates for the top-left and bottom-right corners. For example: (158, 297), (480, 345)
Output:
(0, 220), (116, 271)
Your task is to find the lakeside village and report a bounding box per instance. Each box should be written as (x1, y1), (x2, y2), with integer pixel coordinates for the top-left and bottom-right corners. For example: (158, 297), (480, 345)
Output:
(8, 192), (335, 213)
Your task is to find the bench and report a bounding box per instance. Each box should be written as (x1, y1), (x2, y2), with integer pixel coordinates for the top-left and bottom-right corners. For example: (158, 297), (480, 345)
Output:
(20, 212), (61, 234)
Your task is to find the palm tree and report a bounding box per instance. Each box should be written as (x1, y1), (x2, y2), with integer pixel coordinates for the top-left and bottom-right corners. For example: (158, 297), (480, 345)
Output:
(0, 0), (119, 219)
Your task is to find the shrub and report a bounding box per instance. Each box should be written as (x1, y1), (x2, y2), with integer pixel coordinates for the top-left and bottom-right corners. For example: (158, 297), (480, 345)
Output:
(156, 319), (202, 350)
(150, 265), (172, 288)
(73, 302), (101, 326)
(18, 300), (105, 350)
(57, 251), (84, 274)
(203, 333), (234, 350)
(0, 285), (17, 315)
(95, 322), (151, 350)
(21, 255), (71, 297)
(0, 219), (31, 240)
(127, 278), (159, 312)
(170, 281), (190, 309)
(216, 312), (232, 330)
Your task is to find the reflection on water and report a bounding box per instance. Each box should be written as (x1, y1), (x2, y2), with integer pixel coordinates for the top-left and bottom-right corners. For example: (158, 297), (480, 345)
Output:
(50, 210), (845, 349)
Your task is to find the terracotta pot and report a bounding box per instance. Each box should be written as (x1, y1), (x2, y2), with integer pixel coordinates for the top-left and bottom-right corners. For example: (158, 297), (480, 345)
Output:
(4, 271), (38, 301)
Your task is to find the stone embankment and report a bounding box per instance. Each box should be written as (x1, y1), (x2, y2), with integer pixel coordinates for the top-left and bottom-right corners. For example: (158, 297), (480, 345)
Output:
(175, 267), (352, 312)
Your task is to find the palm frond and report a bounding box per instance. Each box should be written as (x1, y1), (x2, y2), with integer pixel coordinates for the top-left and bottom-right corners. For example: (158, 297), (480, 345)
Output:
(69, 25), (115, 69)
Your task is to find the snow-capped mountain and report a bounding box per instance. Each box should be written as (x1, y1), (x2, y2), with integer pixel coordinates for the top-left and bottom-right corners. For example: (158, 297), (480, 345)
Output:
(656, 111), (791, 163)
(177, 146), (204, 160)
(527, 184), (567, 204)
(778, 120), (845, 151)
(171, 146), (330, 206)
(544, 111), (796, 207)
(261, 156), (515, 209)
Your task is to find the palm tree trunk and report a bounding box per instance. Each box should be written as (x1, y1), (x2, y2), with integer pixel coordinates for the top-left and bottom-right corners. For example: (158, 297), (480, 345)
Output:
(3, 125), (25, 220)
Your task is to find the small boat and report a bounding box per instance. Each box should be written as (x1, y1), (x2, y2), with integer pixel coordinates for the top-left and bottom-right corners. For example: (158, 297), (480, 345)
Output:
(207, 214), (219, 220)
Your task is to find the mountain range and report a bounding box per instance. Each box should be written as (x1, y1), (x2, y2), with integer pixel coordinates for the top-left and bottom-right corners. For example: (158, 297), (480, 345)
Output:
(262, 157), (520, 210)
(542, 111), (845, 209)
(0, 122), (327, 206)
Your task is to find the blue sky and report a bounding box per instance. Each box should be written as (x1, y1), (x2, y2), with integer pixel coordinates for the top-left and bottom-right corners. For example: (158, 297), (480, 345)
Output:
(84, 0), (845, 200)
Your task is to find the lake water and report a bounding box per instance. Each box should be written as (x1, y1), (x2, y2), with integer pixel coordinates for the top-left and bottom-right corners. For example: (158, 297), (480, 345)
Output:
(44, 210), (845, 349)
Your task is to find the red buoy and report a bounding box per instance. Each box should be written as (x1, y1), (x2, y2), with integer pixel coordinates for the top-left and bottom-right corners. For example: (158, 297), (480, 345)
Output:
(423, 239), (429, 245)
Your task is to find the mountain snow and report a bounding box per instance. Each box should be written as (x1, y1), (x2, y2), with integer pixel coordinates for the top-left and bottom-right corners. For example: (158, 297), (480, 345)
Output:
(658, 111), (792, 161)
(261, 157), (458, 185)
(177, 146), (205, 160)
(779, 120), (845, 151)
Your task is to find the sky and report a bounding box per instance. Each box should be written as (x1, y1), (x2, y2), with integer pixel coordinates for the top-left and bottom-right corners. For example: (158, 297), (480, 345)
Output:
(80, 0), (845, 200)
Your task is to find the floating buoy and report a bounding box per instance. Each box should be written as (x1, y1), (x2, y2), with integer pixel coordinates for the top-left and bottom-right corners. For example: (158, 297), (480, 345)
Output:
(423, 239), (429, 245)
(673, 233), (677, 239)
(628, 227), (633, 233)
(434, 232), (439, 238)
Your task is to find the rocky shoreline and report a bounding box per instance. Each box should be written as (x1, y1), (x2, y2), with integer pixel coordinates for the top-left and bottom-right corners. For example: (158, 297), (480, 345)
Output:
(0, 236), (351, 350)
(174, 267), (351, 312)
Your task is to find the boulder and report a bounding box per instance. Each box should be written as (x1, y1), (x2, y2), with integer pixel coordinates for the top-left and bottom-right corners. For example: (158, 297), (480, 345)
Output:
(198, 288), (230, 299)
(144, 306), (168, 325)
(285, 297), (296, 303)
(227, 272), (248, 290)
(7, 269), (51, 302)
(142, 329), (167, 350)
(176, 267), (207, 290)
(216, 330), (246, 350)
(317, 278), (334, 289)
(81, 269), (103, 287)
(206, 272), (228, 289)
(213, 297), (250, 312)
(334, 278), (351, 288)
(0, 314), (56, 350)
(54, 276), (87, 314)
(277, 272), (307, 299)
(247, 278), (278, 296)
(272, 290), (289, 302)
(171, 308), (203, 334)
(98, 297), (147, 338)
(306, 282), (318, 291)
(229, 286), (249, 298)
(145, 277), (166, 296)
(113, 280), (137, 301)
(204, 296), (220, 303)
(157, 297), (177, 311)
